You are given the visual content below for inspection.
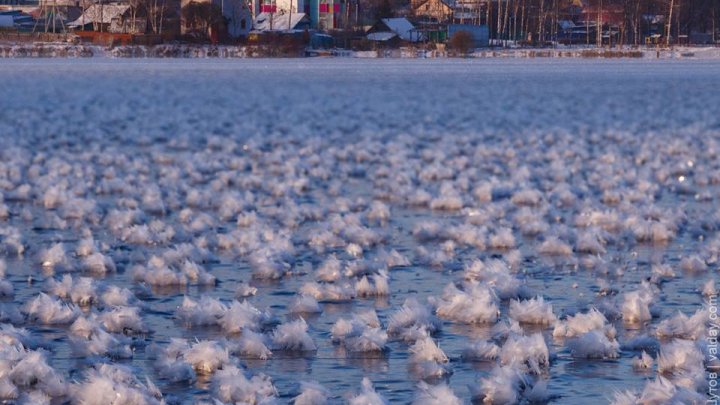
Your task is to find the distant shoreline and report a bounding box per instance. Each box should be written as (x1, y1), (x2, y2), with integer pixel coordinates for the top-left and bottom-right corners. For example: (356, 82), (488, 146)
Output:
(1, 42), (719, 59)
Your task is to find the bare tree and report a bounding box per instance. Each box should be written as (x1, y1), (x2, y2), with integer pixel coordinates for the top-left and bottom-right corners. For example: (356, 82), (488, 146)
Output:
(129, 0), (143, 33)
(713, 2), (717, 43)
(538, 0), (547, 43)
(148, 0), (170, 34)
(596, 0), (602, 46)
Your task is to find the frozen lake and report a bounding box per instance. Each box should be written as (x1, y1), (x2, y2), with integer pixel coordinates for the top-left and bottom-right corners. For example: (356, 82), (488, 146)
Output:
(0, 59), (718, 404)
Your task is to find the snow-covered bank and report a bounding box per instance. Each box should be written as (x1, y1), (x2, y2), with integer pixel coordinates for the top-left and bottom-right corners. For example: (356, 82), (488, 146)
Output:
(0, 43), (251, 58)
(0, 43), (96, 57)
(339, 46), (720, 59)
(469, 46), (720, 59)
(2, 41), (719, 58)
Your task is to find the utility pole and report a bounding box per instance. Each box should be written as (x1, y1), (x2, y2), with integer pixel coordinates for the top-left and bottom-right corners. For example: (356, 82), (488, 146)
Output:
(666, 0), (674, 46)
(713, 5), (717, 44)
(33, 0), (66, 33)
(586, 7), (589, 45)
(345, 0), (349, 30)
(596, 0), (602, 47)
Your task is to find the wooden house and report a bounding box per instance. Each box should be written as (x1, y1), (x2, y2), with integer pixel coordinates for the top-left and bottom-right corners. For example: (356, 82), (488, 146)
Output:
(411, 0), (452, 23)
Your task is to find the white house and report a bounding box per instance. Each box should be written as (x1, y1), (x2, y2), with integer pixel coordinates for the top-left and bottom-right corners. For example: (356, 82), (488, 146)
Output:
(217, 0), (252, 37)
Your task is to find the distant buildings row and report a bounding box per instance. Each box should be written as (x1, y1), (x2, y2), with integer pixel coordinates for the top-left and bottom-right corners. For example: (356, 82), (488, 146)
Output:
(1, 0), (718, 46)
(0, 0), (487, 35)
(0, 0), (492, 46)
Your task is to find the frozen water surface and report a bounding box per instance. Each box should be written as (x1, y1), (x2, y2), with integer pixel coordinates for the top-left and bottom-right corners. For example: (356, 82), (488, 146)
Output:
(0, 59), (718, 404)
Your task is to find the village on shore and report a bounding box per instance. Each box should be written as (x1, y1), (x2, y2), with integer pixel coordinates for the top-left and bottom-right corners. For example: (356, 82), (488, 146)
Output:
(1, 0), (718, 57)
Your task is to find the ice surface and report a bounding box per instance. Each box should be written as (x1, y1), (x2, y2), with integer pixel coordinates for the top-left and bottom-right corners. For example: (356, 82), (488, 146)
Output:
(0, 59), (717, 403)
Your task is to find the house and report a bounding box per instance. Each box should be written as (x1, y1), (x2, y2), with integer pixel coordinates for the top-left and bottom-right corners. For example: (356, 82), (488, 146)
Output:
(253, 10), (310, 31)
(411, 0), (452, 23)
(410, 0), (452, 42)
(255, 0), (300, 15)
(309, 31), (333, 48)
(580, 3), (623, 26)
(557, 19), (594, 44)
(452, 0), (482, 25)
(251, 0), (343, 30)
(641, 14), (665, 41)
(215, 0), (252, 37)
(252, 0), (307, 22)
(67, 3), (144, 33)
(366, 17), (423, 42)
(366, 30), (400, 45)
(315, 0), (343, 30)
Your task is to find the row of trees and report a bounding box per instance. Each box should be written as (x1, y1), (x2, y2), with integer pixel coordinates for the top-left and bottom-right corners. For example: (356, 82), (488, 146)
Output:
(361, 0), (718, 45)
(475, 0), (717, 44)
(126, 0), (175, 34)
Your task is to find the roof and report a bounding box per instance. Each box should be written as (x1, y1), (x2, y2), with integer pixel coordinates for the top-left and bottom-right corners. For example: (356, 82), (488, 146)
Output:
(413, 0), (453, 10)
(253, 11), (308, 31)
(67, 4), (130, 27)
(558, 20), (575, 30)
(367, 31), (397, 41)
(0, 15), (13, 28)
(380, 17), (422, 42)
